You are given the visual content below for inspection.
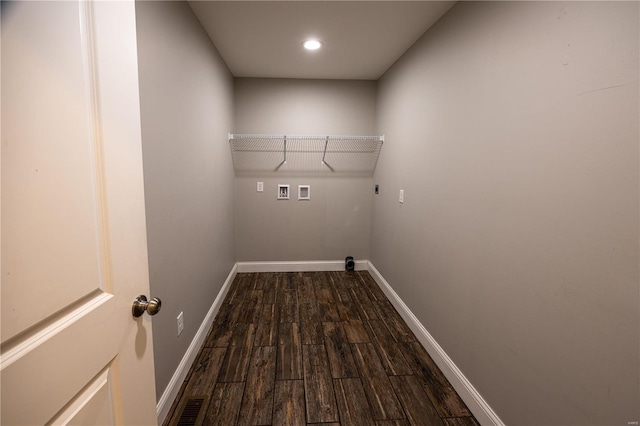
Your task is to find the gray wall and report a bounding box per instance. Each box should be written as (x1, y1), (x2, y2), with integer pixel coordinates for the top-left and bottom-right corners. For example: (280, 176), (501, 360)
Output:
(135, 1), (235, 401)
(372, 2), (639, 425)
(234, 78), (376, 261)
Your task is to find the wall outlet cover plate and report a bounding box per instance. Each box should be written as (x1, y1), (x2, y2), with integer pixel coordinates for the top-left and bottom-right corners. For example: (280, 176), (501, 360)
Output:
(177, 312), (184, 336)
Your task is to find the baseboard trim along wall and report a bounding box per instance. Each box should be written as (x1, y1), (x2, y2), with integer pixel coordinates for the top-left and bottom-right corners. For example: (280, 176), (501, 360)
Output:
(237, 259), (368, 273)
(156, 263), (238, 425)
(367, 261), (505, 426)
(157, 260), (502, 425)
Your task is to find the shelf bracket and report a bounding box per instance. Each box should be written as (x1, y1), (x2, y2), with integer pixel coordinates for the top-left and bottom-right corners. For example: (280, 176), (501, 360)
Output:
(321, 136), (329, 164)
(321, 136), (335, 171)
(275, 135), (287, 171)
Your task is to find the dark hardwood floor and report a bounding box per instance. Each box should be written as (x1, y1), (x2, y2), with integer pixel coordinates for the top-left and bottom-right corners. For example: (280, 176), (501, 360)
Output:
(163, 271), (479, 426)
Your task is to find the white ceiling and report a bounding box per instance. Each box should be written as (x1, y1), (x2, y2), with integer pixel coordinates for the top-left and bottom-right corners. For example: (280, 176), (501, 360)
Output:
(188, 1), (456, 80)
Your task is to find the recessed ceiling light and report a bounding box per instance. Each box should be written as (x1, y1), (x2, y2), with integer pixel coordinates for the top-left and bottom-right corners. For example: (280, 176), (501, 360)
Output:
(303, 40), (322, 51)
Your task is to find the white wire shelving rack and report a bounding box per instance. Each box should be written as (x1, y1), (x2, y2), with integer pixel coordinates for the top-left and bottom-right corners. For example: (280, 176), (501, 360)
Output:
(228, 134), (384, 175)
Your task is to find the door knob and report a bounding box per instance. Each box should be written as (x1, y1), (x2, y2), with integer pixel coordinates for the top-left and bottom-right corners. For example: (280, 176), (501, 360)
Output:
(132, 295), (162, 318)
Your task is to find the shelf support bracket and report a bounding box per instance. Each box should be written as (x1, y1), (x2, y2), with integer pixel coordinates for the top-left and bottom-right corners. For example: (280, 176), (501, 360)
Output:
(275, 135), (287, 171)
(321, 136), (335, 171)
(284, 135), (287, 163)
(322, 136), (329, 164)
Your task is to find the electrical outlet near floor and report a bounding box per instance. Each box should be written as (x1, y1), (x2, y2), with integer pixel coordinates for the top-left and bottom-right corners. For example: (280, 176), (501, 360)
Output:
(177, 312), (184, 336)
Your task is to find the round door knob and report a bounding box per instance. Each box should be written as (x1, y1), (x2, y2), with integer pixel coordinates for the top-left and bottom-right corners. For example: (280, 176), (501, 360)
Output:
(132, 295), (162, 318)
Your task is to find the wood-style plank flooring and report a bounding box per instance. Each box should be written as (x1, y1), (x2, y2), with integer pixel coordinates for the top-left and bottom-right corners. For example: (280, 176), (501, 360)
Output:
(164, 271), (479, 426)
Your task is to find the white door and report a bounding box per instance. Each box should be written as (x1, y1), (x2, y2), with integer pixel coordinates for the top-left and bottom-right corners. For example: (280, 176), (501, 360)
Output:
(1, 1), (158, 425)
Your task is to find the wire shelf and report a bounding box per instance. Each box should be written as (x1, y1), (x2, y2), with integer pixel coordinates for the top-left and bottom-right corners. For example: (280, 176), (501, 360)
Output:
(229, 134), (384, 176)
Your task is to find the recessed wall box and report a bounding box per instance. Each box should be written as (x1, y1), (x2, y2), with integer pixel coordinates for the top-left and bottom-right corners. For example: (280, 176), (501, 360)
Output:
(277, 184), (290, 200)
(298, 185), (310, 200)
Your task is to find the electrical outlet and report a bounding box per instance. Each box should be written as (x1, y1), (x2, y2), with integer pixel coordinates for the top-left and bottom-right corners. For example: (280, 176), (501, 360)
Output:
(399, 189), (404, 203)
(257, 181), (263, 192)
(177, 312), (184, 336)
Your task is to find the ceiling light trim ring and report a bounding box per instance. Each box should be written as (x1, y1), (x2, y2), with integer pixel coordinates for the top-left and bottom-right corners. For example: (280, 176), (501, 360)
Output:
(303, 39), (322, 51)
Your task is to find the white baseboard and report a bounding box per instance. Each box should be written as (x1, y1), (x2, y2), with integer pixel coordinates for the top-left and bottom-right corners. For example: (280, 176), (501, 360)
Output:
(367, 261), (504, 426)
(156, 263), (238, 425)
(237, 259), (368, 273)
